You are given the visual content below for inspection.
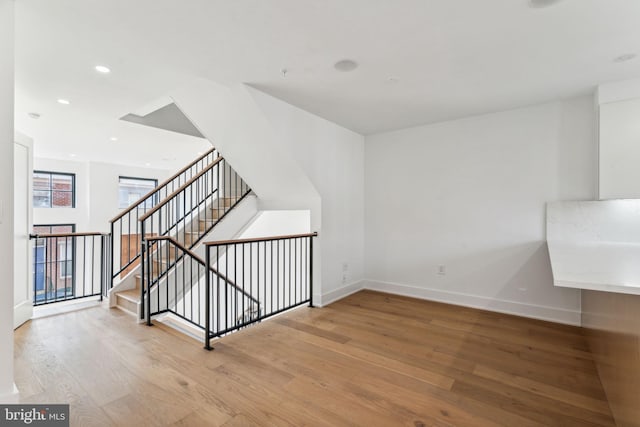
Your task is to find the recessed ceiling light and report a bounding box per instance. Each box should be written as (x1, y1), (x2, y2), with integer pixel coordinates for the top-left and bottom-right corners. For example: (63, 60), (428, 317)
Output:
(145, 162), (151, 167)
(27, 112), (41, 119)
(110, 137), (118, 142)
(69, 153), (77, 157)
(614, 53), (637, 63)
(57, 99), (70, 105)
(528, 0), (563, 8)
(334, 59), (358, 72)
(95, 65), (111, 73)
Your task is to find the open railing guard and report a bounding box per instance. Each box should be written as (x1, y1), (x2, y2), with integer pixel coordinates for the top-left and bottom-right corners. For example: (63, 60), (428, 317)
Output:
(138, 156), (251, 320)
(144, 236), (260, 330)
(108, 148), (219, 287)
(29, 232), (111, 305)
(204, 232), (317, 350)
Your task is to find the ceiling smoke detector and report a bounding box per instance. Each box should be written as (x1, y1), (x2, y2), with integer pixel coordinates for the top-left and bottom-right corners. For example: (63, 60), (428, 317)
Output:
(614, 53), (637, 63)
(529, 0), (563, 8)
(334, 59), (358, 72)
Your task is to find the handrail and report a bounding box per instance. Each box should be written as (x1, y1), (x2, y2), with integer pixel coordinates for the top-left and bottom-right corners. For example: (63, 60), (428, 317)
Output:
(139, 156), (224, 222)
(109, 147), (216, 223)
(110, 149), (222, 285)
(30, 232), (107, 239)
(203, 232), (317, 348)
(146, 235), (258, 305)
(205, 232), (318, 246)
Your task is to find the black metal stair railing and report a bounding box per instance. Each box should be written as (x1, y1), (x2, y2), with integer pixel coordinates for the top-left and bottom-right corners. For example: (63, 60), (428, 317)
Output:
(108, 148), (219, 289)
(144, 236), (259, 331)
(203, 232), (317, 350)
(138, 156), (251, 321)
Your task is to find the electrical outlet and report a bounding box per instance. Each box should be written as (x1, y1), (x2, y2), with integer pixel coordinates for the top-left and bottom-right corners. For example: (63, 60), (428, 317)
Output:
(342, 262), (349, 272)
(437, 265), (446, 275)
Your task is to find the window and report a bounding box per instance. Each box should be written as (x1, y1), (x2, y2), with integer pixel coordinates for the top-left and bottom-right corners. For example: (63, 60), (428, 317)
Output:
(32, 224), (75, 301)
(33, 171), (75, 208)
(58, 241), (73, 279)
(118, 176), (158, 208)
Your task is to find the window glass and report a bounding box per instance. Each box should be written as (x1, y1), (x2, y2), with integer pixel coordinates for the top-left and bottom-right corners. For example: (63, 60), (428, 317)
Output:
(118, 176), (158, 209)
(33, 171), (75, 208)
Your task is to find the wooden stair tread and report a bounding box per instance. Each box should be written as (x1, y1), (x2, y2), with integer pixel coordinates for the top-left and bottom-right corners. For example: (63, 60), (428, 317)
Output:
(116, 289), (140, 303)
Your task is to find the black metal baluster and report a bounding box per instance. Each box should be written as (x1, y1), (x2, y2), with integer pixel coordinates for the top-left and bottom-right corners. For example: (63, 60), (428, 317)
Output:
(205, 244), (211, 350)
(88, 235), (94, 298)
(234, 243), (237, 326)
(271, 240), (273, 315)
(190, 255), (194, 322)
(277, 239), (280, 312)
(127, 211), (131, 268)
(196, 262), (201, 326)
(146, 239), (152, 325)
(140, 222), (146, 320)
(242, 243), (245, 325)
(216, 245), (220, 339)
(110, 222), (115, 289)
(309, 236), (314, 308)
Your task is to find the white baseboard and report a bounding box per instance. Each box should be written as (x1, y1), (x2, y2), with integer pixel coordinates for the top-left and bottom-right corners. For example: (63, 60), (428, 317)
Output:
(13, 300), (33, 329)
(319, 281), (365, 307)
(0, 384), (19, 403)
(362, 279), (582, 326)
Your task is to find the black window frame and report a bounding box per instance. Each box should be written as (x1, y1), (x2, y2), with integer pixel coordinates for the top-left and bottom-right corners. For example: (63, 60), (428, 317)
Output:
(33, 170), (76, 208)
(118, 175), (159, 209)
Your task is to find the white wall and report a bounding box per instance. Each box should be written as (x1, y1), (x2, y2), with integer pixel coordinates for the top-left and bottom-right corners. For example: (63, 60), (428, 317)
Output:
(0, 0), (17, 403)
(248, 88), (365, 305)
(33, 158), (90, 231)
(172, 80), (320, 210)
(599, 97), (640, 199)
(239, 211), (310, 239)
(173, 81), (365, 305)
(88, 161), (171, 232)
(33, 157), (171, 233)
(364, 96), (597, 325)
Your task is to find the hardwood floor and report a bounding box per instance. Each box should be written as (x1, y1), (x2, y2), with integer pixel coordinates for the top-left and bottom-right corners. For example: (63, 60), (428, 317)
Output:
(14, 290), (615, 426)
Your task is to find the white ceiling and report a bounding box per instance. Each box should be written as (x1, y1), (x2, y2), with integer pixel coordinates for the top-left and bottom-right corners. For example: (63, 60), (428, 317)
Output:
(15, 0), (640, 165)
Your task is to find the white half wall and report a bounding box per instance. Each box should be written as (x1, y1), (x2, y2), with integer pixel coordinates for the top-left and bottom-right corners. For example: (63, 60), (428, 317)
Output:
(0, 0), (18, 403)
(364, 96), (598, 325)
(239, 210), (311, 239)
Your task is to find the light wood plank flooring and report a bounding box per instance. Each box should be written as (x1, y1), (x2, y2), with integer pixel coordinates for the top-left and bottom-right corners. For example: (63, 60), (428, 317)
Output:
(14, 290), (614, 426)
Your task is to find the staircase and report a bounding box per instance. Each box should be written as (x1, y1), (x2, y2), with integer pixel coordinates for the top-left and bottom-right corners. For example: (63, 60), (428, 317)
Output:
(105, 145), (317, 347)
(107, 148), (251, 318)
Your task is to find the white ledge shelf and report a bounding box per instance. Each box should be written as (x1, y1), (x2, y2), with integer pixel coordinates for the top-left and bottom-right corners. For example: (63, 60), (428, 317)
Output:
(547, 200), (640, 296)
(548, 242), (640, 296)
